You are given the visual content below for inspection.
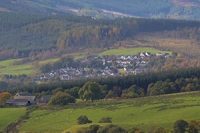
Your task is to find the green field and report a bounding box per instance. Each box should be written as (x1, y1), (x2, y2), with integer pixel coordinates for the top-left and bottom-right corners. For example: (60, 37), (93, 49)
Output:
(38, 58), (60, 65)
(20, 92), (200, 133)
(100, 47), (171, 56)
(0, 108), (26, 132)
(0, 50), (90, 76)
(0, 58), (60, 76)
(0, 59), (34, 76)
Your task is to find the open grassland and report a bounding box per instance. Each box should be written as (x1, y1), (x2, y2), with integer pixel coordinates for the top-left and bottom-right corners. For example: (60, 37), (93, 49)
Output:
(0, 108), (26, 132)
(37, 58), (60, 65)
(100, 47), (171, 56)
(20, 92), (200, 133)
(0, 59), (34, 76)
(0, 58), (60, 76)
(0, 50), (90, 76)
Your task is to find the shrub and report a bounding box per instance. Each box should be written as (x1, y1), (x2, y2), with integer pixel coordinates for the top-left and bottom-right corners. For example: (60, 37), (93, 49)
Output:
(97, 124), (127, 133)
(88, 125), (101, 133)
(99, 117), (112, 123)
(77, 115), (92, 125)
(188, 120), (200, 133)
(128, 128), (143, 133)
(76, 125), (100, 133)
(173, 120), (188, 133)
(149, 127), (167, 133)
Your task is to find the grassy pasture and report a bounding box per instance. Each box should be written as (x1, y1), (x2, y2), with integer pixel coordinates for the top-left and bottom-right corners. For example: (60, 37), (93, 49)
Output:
(38, 58), (60, 65)
(100, 47), (171, 56)
(0, 59), (34, 76)
(0, 58), (60, 76)
(0, 108), (26, 132)
(0, 50), (89, 76)
(20, 92), (200, 133)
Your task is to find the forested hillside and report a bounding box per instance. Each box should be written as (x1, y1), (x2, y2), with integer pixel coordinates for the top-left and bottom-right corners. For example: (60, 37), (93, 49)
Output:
(0, 12), (200, 59)
(0, 0), (200, 60)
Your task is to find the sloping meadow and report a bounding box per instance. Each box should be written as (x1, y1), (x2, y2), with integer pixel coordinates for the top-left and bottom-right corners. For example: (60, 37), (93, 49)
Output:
(19, 92), (200, 133)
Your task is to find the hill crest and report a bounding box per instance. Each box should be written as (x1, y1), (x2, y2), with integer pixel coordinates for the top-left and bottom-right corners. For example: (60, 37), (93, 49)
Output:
(1, 0), (200, 20)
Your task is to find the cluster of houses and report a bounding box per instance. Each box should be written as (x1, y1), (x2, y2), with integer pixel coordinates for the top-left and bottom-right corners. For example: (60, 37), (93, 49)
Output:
(35, 52), (171, 81)
(5, 53), (171, 106)
(6, 92), (50, 106)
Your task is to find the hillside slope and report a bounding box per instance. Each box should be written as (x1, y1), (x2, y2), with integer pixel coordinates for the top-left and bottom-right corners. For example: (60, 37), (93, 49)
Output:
(0, 12), (199, 60)
(0, 13), (199, 50)
(0, 1), (200, 60)
(19, 92), (200, 133)
(1, 0), (200, 20)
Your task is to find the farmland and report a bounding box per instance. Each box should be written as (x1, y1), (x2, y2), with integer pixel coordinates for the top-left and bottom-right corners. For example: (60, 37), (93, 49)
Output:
(19, 92), (200, 133)
(0, 108), (26, 132)
(0, 59), (34, 76)
(0, 49), (95, 77)
(0, 58), (59, 76)
(100, 47), (171, 56)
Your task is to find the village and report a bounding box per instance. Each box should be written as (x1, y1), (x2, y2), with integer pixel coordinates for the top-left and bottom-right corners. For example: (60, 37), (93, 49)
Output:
(1, 52), (172, 107)
(36, 52), (171, 81)
(4, 52), (171, 106)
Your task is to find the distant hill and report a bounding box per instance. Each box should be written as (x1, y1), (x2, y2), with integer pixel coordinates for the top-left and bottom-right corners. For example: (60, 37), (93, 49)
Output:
(1, 0), (200, 20)
(0, 1), (200, 59)
(0, 12), (199, 55)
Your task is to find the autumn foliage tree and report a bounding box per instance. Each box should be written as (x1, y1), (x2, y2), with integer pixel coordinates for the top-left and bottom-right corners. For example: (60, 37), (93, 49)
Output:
(0, 92), (12, 105)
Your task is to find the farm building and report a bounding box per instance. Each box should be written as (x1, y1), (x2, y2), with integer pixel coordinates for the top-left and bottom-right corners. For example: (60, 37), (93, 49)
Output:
(6, 92), (36, 106)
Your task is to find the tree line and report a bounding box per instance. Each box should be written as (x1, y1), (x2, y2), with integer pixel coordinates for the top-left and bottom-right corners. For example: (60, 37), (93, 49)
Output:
(0, 68), (197, 104)
(49, 76), (199, 104)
